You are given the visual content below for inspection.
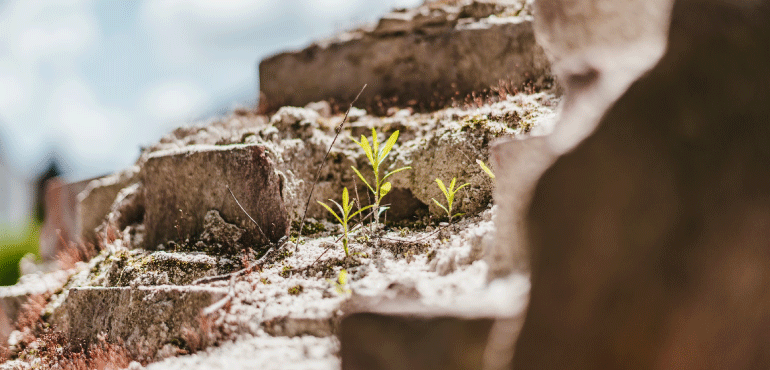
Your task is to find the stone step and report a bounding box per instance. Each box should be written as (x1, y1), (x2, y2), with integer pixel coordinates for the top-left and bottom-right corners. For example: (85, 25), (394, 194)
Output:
(142, 144), (290, 249)
(63, 286), (228, 360)
(339, 299), (523, 370)
(258, 10), (550, 113)
(0, 270), (71, 343)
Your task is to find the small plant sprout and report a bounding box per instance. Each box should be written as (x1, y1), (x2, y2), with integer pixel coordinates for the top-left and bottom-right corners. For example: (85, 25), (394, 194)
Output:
(432, 177), (470, 223)
(476, 159), (495, 179)
(317, 187), (372, 257)
(331, 269), (351, 295)
(351, 128), (411, 226)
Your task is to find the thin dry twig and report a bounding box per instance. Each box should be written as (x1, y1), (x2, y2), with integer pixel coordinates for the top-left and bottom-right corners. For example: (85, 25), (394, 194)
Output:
(353, 178), (364, 226)
(296, 84), (367, 250)
(227, 184), (268, 242)
(202, 273), (236, 316)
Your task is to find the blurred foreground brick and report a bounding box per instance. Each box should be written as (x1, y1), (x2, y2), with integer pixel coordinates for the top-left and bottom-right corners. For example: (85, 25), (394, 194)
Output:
(515, 0), (770, 368)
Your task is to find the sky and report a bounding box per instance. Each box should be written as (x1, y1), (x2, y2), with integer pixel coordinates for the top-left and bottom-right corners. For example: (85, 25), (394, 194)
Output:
(0, 0), (422, 182)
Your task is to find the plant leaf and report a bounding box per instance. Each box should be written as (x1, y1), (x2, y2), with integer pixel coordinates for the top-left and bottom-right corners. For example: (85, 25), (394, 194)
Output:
(477, 159), (495, 179)
(317, 201), (344, 225)
(347, 200), (355, 215)
(338, 269), (348, 285)
(382, 166), (411, 182)
(351, 136), (361, 147)
(380, 182), (392, 197)
(435, 178), (448, 198)
(379, 130), (399, 161)
(349, 204), (373, 219)
(378, 206), (390, 217)
(371, 128), (379, 163)
(449, 177), (457, 192)
(351, 166), (374, 193)
(454, 182), (471, 194)
(432, 198), (449, 215)
(453, 212), (465, 218)
(329, 199), (345, 218)
(359, 135), (374, 164)
(342, 187), (349, 210)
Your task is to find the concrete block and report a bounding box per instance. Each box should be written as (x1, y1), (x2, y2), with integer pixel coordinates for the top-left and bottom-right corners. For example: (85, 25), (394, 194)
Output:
(141, 144), (289, 249)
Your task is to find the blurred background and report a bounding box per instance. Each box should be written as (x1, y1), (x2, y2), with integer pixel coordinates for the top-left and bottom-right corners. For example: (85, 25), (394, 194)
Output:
(0, 0), (421, 285)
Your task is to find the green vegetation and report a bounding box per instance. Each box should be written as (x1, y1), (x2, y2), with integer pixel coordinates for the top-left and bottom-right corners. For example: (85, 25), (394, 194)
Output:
(351, 128), (411, 226)
(288, 285), (304, 295)
(432, 177), (470, 223)
(330, 269), (351, 295)
(317, 187), (372, 257)
(477, 159), (495, 179)
(280, 265), (293, 278)
(0, 220), (41, 286)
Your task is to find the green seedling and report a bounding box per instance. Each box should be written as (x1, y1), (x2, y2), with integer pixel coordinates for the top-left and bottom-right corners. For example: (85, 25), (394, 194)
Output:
(432, 177), (470, 223)
(476, 159), (495, 179)
(318, 187), (372, 256)
(351, 128), (411, 226)
(330, 269), (351, 295)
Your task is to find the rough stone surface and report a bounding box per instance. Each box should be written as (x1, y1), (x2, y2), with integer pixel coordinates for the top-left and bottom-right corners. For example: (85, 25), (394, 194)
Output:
(0, 270), (71, 343)
(93, 250), (233, 287)
(141, 144), (289, 249)
(65, 286), (227, 360)
(144, 335), (340, 370)
(259, 4), (550, 113)
(485, 135), (555, 279)
(341, 310), (495, 370)
(76, 166), (139, 245)
(97, 182), (145, 245)
(199, 210), (245, 252)
(532, 0), (673, 157)
(515, 1), (770, 368)
(532, 0), (672, 64)
(133, 93), (555, 224)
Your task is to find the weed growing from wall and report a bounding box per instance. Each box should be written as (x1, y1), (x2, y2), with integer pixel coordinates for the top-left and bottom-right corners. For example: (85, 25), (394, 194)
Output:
(351, 128), (411, 227)
(317, 187), (372, 256)
(432, 177), (470, 223)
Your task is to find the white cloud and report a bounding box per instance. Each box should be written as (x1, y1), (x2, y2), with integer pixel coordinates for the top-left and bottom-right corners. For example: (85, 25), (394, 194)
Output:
(0, 65), (33, 121)
(139, 0), (288, 63)
(0, 0), (103, 177)
(1, 0), (99, 65)
(143, 81), (211, 125)
(47, 79), (134, 176)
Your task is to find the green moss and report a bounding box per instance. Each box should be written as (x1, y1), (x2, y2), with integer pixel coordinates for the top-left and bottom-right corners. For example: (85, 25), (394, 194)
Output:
(459, 115), (490, 132)
(290, 220), (327, 237)
(519, 120), (533, 133)
(99, 250), (240, 287)
(274, 249), (294, 263)
(287, 285), (304, 295)
(280, 265), (293, 278)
